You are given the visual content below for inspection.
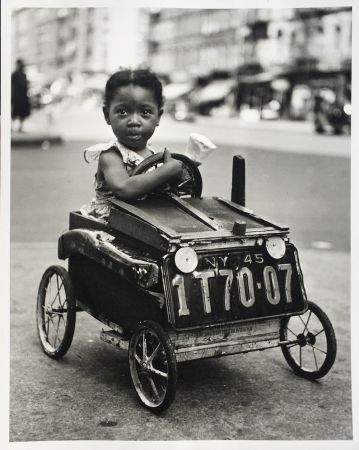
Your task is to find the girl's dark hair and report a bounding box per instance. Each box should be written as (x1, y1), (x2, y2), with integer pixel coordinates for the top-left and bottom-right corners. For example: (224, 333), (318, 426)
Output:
(104, 68), (164, 110)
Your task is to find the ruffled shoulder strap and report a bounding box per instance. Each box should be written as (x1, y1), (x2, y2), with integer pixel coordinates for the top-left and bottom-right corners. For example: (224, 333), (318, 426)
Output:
(83, 141), (118, 163)
(84, 140), (156, 164)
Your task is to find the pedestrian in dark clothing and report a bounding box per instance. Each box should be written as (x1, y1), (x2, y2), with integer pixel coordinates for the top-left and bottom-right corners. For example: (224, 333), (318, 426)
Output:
(11, 59), (31, 132)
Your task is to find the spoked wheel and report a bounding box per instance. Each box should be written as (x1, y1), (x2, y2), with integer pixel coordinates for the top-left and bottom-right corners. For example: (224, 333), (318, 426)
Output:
(131, 152), (203, 198)
(280, 301), (337, 380)
(128, 321), (177, 413)
(36, 265), (76, 359)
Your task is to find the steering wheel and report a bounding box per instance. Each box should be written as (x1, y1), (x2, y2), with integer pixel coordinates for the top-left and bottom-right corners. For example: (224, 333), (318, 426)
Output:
(131, 152), (203, 198)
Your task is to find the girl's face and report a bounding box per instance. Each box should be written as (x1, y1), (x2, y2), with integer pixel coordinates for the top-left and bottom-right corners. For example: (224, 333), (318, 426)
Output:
(103, 84), (162, 151)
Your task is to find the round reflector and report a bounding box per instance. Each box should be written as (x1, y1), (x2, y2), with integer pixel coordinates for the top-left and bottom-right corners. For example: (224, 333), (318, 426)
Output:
(265, 237), (286, 259)
(174, 247), (198, 273)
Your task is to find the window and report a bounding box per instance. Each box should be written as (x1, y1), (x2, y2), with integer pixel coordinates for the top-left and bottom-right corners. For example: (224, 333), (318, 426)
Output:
(249, 21), (268, 40)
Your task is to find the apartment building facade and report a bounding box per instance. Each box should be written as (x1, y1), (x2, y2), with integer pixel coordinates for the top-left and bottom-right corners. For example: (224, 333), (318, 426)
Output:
(146, 8), (351, 77)
(11, 7), (144, 81)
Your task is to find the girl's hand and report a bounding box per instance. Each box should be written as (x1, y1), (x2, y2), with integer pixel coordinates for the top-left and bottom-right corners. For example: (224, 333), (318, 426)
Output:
(163, 148), (172, 164)
(163, 149), (182, 174)
(164, 148), (179, 165)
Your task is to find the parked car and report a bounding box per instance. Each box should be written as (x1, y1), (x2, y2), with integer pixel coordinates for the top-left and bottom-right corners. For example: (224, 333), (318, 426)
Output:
(314, 94), (351, 135)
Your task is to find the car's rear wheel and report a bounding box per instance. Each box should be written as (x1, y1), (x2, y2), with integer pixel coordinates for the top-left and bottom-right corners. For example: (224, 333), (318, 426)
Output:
(128, 321), (177, 413)
(280, 301), (336, 380)
(36, 265), (76, 359)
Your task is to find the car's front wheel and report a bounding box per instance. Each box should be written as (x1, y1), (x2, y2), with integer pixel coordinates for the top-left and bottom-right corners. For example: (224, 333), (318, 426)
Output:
(280, 301), (336, 380)
(128, 321), (177, 413)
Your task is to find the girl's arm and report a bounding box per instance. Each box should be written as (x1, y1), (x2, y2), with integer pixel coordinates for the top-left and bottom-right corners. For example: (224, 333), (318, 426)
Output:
(99, 148), (183, 201)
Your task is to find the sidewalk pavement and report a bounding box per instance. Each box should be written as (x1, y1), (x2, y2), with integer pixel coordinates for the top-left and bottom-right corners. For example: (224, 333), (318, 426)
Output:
(12, 103), (350, 158)
(11, 130), (63, 147)
(197, 114), (314, 133)
(13, 103), (313, 143)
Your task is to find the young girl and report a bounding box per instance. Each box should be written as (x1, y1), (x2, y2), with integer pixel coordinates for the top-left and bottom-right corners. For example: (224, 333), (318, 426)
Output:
(81, 68), (183, 221)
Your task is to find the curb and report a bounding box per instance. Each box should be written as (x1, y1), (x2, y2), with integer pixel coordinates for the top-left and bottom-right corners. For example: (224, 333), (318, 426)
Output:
(11, 132), (63, 147)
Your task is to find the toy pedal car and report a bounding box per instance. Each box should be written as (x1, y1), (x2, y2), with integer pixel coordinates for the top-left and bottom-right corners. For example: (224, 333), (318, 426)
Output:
(36, 153), (337, 413)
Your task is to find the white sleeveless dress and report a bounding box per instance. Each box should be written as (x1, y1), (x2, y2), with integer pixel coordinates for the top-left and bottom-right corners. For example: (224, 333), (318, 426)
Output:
(80, 140), (155, 222)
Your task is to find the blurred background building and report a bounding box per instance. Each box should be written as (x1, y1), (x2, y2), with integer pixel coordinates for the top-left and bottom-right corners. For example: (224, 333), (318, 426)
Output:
(11, 6), (352, 124)
(11, 7), (147, 109)
(11, 7), (146, 75)
(145, 7), (351, 121)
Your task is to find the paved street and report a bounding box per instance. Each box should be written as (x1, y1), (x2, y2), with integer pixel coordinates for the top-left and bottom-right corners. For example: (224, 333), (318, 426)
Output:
(11, 117), (350, 251)
(9, 109), (352, 442)
(10, 245), (351, 441)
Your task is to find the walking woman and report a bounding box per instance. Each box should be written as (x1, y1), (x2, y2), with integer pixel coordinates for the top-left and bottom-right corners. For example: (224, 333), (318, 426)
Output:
(11, 59), (31, 132)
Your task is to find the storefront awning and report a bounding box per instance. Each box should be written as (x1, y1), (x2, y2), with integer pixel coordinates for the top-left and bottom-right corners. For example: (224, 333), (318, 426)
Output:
(163, 83), (193, 100)
(195, 79), (235, 104)
(238, 71), (283, 84)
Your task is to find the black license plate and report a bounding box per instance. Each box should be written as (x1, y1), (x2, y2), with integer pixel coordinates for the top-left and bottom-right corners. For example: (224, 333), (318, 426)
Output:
(165, 244), (307, 328)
